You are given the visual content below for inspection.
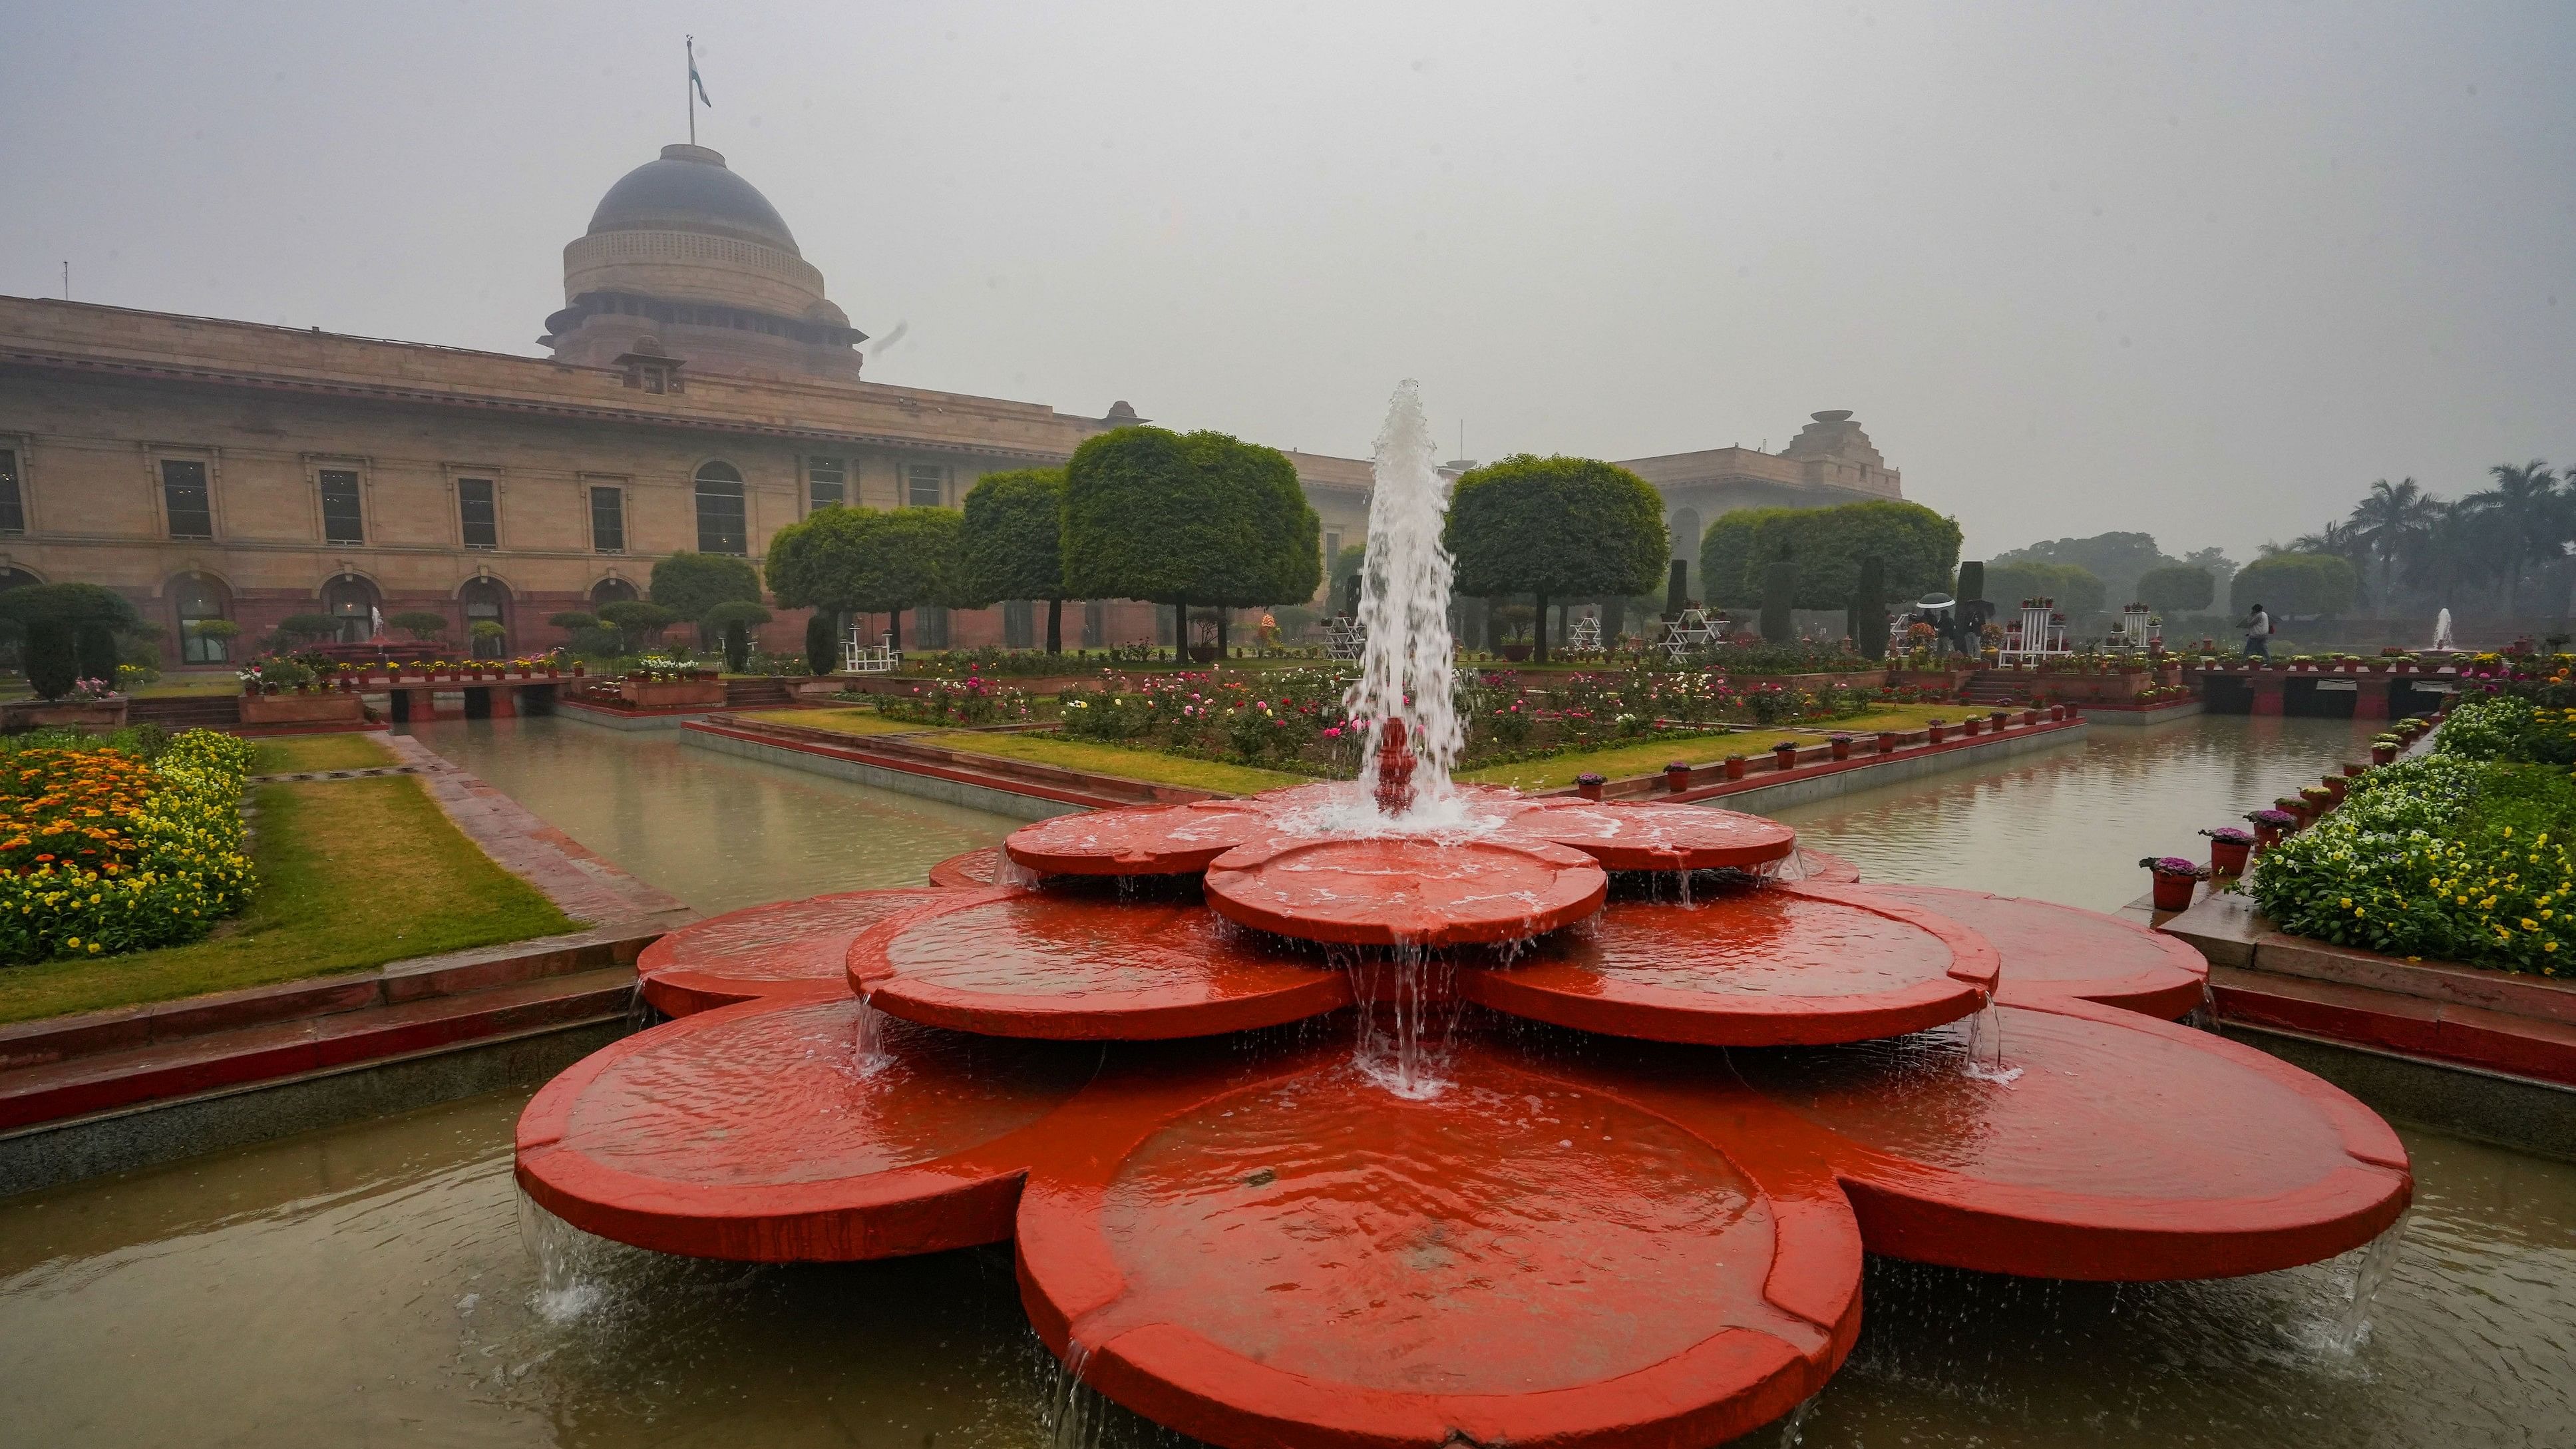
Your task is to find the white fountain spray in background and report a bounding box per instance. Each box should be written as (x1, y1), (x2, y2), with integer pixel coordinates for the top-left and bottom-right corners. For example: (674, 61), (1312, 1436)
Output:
(2431, 608), (2456, 653)
(1342, 381), (1465, 822)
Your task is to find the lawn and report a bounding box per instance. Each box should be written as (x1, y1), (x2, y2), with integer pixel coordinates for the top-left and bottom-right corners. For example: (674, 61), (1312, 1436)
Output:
(0, 772), (575, 1024)
(1459, 733), (1757, 792)
(919, 730), (1308, 795)
(252, 732), (394, 773)
(745, 706), (930, 737)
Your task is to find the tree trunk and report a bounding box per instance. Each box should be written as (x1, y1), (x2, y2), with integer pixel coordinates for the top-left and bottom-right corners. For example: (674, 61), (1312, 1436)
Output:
(1173, 600), (1188, 663)
(1216, 609), (1230, 661)
(1533, 592), (1551, 663)
(887, 610), (903, 652)
(1045, 598), (1063, 654)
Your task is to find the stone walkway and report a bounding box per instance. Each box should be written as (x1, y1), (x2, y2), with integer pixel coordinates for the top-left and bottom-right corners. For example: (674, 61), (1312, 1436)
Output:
(379, 733), (690, 928)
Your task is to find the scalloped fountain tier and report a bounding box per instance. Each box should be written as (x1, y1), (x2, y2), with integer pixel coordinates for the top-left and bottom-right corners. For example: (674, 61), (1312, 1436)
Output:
(514, 381), (2414, 1448)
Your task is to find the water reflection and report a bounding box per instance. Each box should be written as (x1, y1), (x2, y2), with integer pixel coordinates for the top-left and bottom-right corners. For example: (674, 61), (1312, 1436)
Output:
(400, 716), (1017, 915)
(0, 1088), (2565, 1447)
(1769, 715), (2384, 911)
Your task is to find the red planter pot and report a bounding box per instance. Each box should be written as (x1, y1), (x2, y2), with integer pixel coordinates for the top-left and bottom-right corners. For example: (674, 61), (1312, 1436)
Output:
(1989, 711), (2010, 730)
(1962, 718), (1983, 737)
(2253, 823), (2283, 849)
(2149, 871), (2199, 911)
(1664, 763), (1692, 794)
(1875, 731), (1901, 753)
(2322, 775), (2349, 802)
(1927, 724), (1949, 743)
(2021, 708), (2039, 726)
(1575, 773), (1606, 801)
(2370, 745), (2398, 765)
(1724, 755), (1747, 781)
(1771, 744), (1800, 771)
(2209, 838), (2252, 876)
(1829, 737), (1852, 761)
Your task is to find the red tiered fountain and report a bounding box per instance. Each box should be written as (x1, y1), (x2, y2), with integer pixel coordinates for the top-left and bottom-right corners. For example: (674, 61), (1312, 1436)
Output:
(514, 384), (2409, 1449)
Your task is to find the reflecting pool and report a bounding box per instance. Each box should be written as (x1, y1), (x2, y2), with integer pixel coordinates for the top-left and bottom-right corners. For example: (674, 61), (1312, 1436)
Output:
(400, 716), (1017, 915)
(0, 1086), (2567, 1448)
(1771, 714), (2385, 911)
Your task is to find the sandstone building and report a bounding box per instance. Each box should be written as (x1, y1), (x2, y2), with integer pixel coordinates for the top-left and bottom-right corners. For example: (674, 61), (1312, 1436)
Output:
(0, 142), (1899, 669)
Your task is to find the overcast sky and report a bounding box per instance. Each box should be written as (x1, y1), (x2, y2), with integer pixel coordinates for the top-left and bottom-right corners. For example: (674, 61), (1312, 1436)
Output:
(5, 1), (2570, 564)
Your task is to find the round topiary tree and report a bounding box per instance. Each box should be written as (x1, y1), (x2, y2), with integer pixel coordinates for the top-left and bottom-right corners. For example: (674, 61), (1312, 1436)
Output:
(649, 552), (765, 644)
(2228, 552), (2358, 620)
(2136, 565), (2215, 615)
(703, 600), (773, 673)
(387, 610), (450, 642)
(765, 507), (965, 651)
(277, 612), (344, 646)
(597, 600), (679, 651)
(960, 467), (1069, 653)
(1699, 500), (1962, 612)
(1061, 427), (1318, 662)
(0, 584), (143, 699)
(548, 611), (600, 632)
(1445, 455), (1666, 663)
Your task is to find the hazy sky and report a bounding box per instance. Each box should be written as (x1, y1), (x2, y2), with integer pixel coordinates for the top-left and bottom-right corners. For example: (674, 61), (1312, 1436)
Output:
(6, 2), (2570, 564)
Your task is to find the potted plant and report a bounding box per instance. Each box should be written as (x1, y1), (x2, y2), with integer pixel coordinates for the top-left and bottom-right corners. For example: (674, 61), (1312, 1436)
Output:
(1828, 733), (1853, 761)
(1724, 754), (1748, 781)
(1961, 716), (1983, 736)
(1771, 741), (1800, 770)
(1927, 718), (1948, 743)
(1875, 729), (1901, 753)
(2247, 809), (2295, 849)
(2201, 827), (2255, 877)
(2320, 774), (2349, 803)
(1575, 771), (1607, 801)
(2141, 856), (2209, 912)
(1664, 761), (1693, 793)
(2301, 783), (2335, 815)
(2370, 736), (2400, 765)
(2275, 794), (2312, 827)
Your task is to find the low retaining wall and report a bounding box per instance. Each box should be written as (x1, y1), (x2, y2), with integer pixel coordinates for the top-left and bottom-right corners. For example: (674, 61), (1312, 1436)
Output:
(2076, 699), (2205, 727)
(682, 724), (1096, 821)
(556, 698), (713, 731)
(1669, 719), (2088, 814)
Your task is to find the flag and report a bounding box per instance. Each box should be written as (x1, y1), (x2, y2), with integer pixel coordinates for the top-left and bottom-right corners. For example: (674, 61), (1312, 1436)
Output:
(689, 45), (711, 108)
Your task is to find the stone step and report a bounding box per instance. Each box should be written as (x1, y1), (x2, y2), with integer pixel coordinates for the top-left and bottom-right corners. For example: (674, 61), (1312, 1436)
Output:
(2211, 965), (2576, 1088)
(0, 966), (636, 1130)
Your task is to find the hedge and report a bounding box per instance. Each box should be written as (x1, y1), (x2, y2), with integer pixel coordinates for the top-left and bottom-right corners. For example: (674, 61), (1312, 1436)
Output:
(0, 729), (258, 964)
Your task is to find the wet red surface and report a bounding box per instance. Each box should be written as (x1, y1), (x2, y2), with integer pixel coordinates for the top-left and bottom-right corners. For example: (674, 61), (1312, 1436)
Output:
(1724, 998), (2411, 1278)
(1004, 803), (1265, 876)
(515, 996), (1098, 1259)
(1463, 883), (1998, 1046)
(1772, 847), (1861, 884)
(1204, 835), (1607, 946)
(1865, 883), (2209, 1018)
(847, 888), (1352, 1039)
(1015, 1039), (1859, 1449)
(1507, 799), (1797, 872)
(926, 847), (1002, 888)
(635, 889), (950, 1016)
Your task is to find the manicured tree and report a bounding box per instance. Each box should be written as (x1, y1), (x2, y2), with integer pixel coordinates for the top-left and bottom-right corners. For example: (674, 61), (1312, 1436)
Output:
(804, 612), (839, 676)
(387, 610), (450, 642)
(960, 468), (1069, 654)
(0, 584), (142, 700)
(1761, 560), (1797, 644)
(1850, 556), (1888, 660)
(2228, 552), (2359, 619)
(1445, 455), (1667, 664)
(2137, 565), (2215, 615)
(1700, 500), (1962, 610)
(598, 600), (679, 651)
(1955, 560), (1986, 608)
(278, 612), (343, 645)
(468, 620), (507, 658)
(1062, 426), (1313, 665)
(649, 552), (764, 646)
(765, 506), (966, 652)
(1986, 561), (2106, 616)
(704, 600), (772, 672)
(548, 611), (600, 633)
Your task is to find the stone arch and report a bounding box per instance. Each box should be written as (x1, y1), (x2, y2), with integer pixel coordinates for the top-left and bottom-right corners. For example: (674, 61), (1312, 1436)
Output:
(1668, 506), (1702, 563)
(319, 571), (383, 644)
(590, 576), (641, 609)
(168, 569), (236, 664)
(457, 575), (514, 658)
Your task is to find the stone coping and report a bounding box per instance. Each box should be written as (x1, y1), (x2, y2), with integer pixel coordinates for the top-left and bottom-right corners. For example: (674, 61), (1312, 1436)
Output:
(382, 732), (691, 924)
(1578, 714), (2087, 803)
(2161, 891), (2576, 1026)
(689, 715), (1224, 809)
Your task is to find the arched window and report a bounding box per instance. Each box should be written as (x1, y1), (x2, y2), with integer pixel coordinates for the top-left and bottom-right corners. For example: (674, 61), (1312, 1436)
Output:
(1668, 507), (1702, 563)
(693, 462), (747, 555)
(459, 578), (510, 658)
(590, 577), (640, 609)
(321, 574), (381, 644)
(174, 573), (233, 664)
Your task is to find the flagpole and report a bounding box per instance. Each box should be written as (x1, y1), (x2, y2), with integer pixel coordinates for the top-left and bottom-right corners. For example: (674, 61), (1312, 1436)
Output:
(685, 35), (695, 146)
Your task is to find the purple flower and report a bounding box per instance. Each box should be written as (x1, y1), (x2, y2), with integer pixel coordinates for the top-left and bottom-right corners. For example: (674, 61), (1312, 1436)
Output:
(2199, 827), (2255, 845)
(2141, 856), (2207, 877)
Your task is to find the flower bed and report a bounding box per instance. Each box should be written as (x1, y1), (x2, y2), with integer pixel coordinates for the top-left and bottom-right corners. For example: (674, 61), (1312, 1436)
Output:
(0, 728), (258, 964)
(880, 669), (1041, 727)
(2249, 696), (2573, 974)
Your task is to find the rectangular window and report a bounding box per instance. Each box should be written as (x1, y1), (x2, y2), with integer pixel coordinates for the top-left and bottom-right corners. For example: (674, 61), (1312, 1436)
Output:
(0, 450), (22, 535)
(160, 460), (214, 539)
(809, 457), (847, 513)
(1004, 598), (1033, 649)
(1325, 531), (1342, 569)
(907, 463), (945, 508)
(590, 487), (626, 553)
(319, 469), (364, 544)
(457, 478), (498, 549)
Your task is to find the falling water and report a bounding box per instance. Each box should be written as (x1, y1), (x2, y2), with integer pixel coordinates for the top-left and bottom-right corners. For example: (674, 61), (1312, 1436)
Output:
(1959, 997), (2023, 1085)
(1343, 380), (1463, 819)
(2326, 1211), (2412, 1352)
(516, 1187), (609, 1322)
(2430, 608), (2456, 652)
(1346, 943), (1461, 1100)
(1043, 1340), (1108, 1449)
(1777, 1394), (1821, 1447)
(848, 991), (892, 1078)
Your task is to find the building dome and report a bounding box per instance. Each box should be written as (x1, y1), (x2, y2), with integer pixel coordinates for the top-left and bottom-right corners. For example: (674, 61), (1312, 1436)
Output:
(587, 144), (800, 253)
(544, 143), (862, 383)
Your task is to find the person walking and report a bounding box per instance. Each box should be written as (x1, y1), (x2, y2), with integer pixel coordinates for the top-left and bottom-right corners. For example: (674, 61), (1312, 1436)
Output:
(2241, 602), (2272, 659)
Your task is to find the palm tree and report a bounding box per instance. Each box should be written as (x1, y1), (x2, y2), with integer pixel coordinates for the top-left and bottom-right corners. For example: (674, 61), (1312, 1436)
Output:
(2346, 477), (2438, 612)
(2287, 519), (2368, 568)
(2466, 461), (2563, 616)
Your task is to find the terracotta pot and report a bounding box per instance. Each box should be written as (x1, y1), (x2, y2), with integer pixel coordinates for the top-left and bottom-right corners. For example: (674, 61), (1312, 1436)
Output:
(1771, 743), (1800, 770)
(2149, 871), (2198, 912)
(2209, 837), (2252, 875)
(1575, 773), (1606, 801)
(572, 664), (586, 678)
(1962, 717), (1982, 736)
(1724, 755), (1747, 781)
(2371, 744), (2398, 765)
(1927, 723), (1948, 743)
(2253, 823), (2283, 849)
(2322, 775), (2348, 802)
(1876, 730), (1901, 753)
(1664, 763), (1692, 794)
(1829, 737), (1852, 761)
(1499, 644), (1533, 662)
(1188, 646), (1222, 665)
(2276, 797), (2311, 825)
(2022, 708), (2039, 725)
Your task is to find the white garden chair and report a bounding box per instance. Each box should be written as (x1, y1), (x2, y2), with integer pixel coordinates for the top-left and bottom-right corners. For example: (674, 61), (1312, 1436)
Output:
(844, 628), (900, 674)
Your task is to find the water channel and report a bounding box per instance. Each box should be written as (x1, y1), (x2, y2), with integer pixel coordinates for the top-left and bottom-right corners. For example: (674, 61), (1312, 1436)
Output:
(2, 713), (2569, 1447)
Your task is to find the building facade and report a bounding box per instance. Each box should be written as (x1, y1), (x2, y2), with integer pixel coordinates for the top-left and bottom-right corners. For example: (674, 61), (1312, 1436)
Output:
(0, 143), (1894, 670)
